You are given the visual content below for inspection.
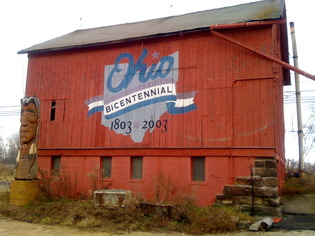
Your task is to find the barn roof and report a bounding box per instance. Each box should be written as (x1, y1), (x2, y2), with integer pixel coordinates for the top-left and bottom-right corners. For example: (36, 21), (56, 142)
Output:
(18, 0), (285, 54)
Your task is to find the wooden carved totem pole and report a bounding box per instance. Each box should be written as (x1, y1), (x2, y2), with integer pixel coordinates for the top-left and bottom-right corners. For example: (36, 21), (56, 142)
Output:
(10, 96), (41, 206)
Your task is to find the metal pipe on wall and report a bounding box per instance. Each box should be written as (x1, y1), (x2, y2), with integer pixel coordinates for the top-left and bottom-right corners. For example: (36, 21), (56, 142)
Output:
(289, 22), (304, 176)
(210, 29), (315, 81)
(210, 24), (312, 177)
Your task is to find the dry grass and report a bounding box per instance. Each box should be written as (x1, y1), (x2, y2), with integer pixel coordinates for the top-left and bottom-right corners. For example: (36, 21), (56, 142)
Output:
(281, 173), (315, 195)
(0, 164), (13, 192)
(0, 191), (253, 234)
(0, 171), (253, 234)
(0, 164), (14, 180)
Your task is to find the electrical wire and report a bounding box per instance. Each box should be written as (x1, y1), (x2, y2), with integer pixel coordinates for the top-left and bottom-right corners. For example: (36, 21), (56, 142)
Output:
(0, 105), (20, 117)
(0, 112), (20, 116)
(0, 105), (20, 108)
(284, 90), (315, 104)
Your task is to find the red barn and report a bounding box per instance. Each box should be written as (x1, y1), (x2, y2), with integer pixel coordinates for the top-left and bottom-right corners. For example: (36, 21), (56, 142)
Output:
(19, 0), (290, 211)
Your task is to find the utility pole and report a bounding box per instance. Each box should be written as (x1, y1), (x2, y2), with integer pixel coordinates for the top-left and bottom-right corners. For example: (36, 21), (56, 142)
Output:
(289, 22), (304, 177)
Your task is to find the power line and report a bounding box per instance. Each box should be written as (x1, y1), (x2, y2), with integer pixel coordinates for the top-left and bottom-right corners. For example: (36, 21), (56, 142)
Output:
(284, 90), (315, 93)
(0, 114), (20, 117)
(284, 99), (315, 104)
(283, 90), (315, 104)
(0, 105), (20, 108)
(0, 105), (20, 117)
(0, 111), (20, 116)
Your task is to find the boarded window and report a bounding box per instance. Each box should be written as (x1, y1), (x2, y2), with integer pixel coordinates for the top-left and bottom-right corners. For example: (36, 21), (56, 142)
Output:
(102, 156), (112, 178)
(131, 156), (143, 179)
(52, 156), (61, 175)
(192, 157), (205, 181)
(50, 101), (56, 121)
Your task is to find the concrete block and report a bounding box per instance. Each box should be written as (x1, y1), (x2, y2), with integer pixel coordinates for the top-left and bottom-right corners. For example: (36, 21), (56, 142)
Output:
(252, 197), (263, 205)
(253, 168), (277, 177)
(265, 160), (277, 169)
(233, 196), (263, 205)
(263, 177), (278, 187)
(223, 185), (251, 196)
(282, 194), (315, 214)
(234, 196), (252, 205)
(216, 194), (233, 204)
(253, 187), (278, 198)
(93, 189), (131, 208)
(254, 160), (265, 168)
(236, 176), (263, 187)
(216, 194), (233, 205)
(262, 197), (281, 206)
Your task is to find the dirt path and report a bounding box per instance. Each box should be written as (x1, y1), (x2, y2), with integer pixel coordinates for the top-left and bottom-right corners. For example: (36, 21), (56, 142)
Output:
(0, 216), (314, 236)
(0, 216), (181, 236)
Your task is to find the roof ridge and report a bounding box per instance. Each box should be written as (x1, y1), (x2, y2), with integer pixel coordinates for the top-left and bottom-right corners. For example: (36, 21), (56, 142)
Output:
(19, 0), (285, 54)
(73, 0), (268, 32)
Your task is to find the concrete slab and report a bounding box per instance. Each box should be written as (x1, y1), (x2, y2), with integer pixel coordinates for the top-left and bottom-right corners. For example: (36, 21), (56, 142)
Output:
(282, 194), (315, 215)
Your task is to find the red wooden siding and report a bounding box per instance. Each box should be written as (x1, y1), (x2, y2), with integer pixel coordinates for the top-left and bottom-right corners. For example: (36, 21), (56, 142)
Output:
(26, 26), (284, 152)
(26, 25), (286, 205)
(38, 148), (271, 204)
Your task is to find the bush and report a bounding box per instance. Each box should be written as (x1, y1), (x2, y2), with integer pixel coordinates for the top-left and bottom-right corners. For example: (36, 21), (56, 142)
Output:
(0, 172), (253, 234)
(178, 205), (237, 234)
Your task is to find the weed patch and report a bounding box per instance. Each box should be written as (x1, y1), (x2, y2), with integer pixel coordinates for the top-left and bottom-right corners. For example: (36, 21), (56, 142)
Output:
(0, 164), (14, 180)
(38, 168), (80, 200)
(281, 173), (315, 195)
(0, 172), (254, 234)
(0, 190), (253, 234)
(152, 172), (196, 206)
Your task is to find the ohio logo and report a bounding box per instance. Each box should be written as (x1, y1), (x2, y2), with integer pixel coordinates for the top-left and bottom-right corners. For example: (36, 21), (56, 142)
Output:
(85, 49), (197, 143)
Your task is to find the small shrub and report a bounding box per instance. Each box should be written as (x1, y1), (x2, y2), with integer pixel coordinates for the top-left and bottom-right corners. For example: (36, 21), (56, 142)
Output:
(0, 171), (254, 234)
(152, 173), (196, 205)
(190, 208), (237, 234)
(38, 168), (54, 200)
(171, 204), (251, 234)
(87, 171), (98, 195)
(38, 167), (80, 200)
(0, 191), (253, 234)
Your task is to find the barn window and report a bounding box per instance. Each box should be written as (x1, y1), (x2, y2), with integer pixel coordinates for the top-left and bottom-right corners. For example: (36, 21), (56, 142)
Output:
(131, 156), (143, 179)
(102, 156), (112, 178)
(192, 157), (205, 181)
(50, 100), (56, 121)
(52, 156), (61, 175)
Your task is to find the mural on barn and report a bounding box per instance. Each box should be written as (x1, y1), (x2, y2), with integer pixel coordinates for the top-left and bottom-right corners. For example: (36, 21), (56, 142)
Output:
(86, 49), (197, 142)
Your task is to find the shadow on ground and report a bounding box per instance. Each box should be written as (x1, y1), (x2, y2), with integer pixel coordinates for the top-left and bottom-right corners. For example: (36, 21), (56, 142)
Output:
(272, 214), (315, 231)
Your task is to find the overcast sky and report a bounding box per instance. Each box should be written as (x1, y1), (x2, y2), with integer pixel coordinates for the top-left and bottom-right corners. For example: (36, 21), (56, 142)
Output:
(0, 0), (314, 162)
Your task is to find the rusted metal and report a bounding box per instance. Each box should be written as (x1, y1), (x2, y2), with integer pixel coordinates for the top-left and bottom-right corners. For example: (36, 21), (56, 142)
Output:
(210, 29), (315, 81)
(139, 202), (173, 218)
